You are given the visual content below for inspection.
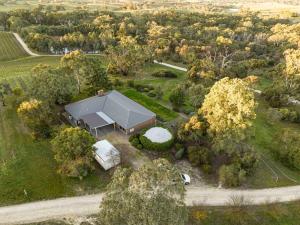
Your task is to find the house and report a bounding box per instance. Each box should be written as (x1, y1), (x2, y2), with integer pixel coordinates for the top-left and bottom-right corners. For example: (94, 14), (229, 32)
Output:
(65, 90), (156, 136)
(93, 140), (120, 170)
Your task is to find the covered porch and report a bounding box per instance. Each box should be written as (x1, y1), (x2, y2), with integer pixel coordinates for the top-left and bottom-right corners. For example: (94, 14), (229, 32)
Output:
(80, 112), (116, 138)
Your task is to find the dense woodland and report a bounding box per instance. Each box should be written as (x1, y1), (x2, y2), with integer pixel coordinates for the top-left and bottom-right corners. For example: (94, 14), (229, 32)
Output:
(1, 7), (300, 188)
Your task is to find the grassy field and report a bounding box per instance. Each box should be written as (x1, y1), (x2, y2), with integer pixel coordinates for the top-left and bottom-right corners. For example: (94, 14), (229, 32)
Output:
(245, 99), (300, 188)
(188, 201), (300, 225)
(0, 56), (61, 85)
(0, 32), (28, 61)
(121, 89), (178, 122)
(135, 63), (187, 103)
(0, 106), (111, 206)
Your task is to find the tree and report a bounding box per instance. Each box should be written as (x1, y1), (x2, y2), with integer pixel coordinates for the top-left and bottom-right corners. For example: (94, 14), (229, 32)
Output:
(51, 127), (96, 178)
(219, 164), (246, 187)
(169, 85), (185, 110)
(283, 48), (300, 94)
(99, 158), (188, 225)
(84, 57), (110, 93)
(274, 128), (300, 170)
(200, 77), (256, 150)
(216, 36), (234, 70)
(29, 64), (76, 104)
(187, 58), (217, 82)
(17, 99), (54, 138)
(0, 12), (9, 30)
(106, 38), (149, 76)
(60, 50), (88, 93)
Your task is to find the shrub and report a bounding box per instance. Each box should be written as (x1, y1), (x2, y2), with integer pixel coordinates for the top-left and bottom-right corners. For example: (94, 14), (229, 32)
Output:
(279, 108), (299, 123)
(219, 164), (246, 187)
(152, 70), (177, 78)
(139, 130), (174, 151)
(131, 138), (140, 147)
(134, 84), (154, 93)
(136, 144), (143, 150)
(147, 90), (157, 98)
(169, 85), (185, 110)
(129, 133), (139, 142)
(175, 143), (184, 150)
(264, 84), (288, 108)
(113, 78), (123, 87)
(274, 129), (300, 170)
(175, 148), (185, 160)
(201, 164), (212, 174)
(126, 80), (135, 88)
(187, 146), (209, 166)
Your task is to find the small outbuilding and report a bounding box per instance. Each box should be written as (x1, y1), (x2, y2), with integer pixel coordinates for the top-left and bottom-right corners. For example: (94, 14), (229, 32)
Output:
(93, 140), (120, 170)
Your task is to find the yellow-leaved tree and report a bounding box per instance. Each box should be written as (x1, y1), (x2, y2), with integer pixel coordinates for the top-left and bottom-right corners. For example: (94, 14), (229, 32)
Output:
(200, 77), (256, 151)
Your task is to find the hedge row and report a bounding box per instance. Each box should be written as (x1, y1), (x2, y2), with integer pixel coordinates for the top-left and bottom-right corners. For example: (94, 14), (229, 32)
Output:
(129, 128), (174, 151)
(139, 134), (174, 151)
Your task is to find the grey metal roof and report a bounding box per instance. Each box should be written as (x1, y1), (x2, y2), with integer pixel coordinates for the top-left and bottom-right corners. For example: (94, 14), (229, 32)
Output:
(65, 96), (106, 120)
(80, 113), (110, 129)
(65, 90), (156, 129)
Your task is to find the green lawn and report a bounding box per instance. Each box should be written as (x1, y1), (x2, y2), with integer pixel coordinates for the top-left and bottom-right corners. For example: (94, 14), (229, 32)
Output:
(0, 32), (28, 61)
(136, 63), (187, 103)
(120, 89), (178, 122)
(0, 106), (111, 206)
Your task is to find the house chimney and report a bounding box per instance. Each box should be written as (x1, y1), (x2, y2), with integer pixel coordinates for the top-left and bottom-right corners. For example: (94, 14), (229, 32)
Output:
(97, 89), (105, 96)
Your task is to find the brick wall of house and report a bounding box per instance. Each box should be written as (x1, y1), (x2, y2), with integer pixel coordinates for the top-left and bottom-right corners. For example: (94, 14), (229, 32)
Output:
(126, 117), (156, 134)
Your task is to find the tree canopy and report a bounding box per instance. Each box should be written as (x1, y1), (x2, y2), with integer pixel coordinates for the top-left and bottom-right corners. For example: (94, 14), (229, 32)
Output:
(51, 127), (96, 178)
(200, 77), (256, 147)
(99, 158), (188, 225)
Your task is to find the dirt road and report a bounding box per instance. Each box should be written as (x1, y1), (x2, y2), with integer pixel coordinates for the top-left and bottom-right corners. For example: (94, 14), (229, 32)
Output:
(13, 33), (39, 56)
(1, 185), (300, 225)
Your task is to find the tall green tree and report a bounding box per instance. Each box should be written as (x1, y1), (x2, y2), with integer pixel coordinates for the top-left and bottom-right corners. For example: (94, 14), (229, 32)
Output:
(106, 37), (150, 76)
(29, 64), (76, 104)
(60, 50), (88, 93)
(51, 127), (96, 178)
(84, 57), (110, 93)
(100, 158), (188, 225)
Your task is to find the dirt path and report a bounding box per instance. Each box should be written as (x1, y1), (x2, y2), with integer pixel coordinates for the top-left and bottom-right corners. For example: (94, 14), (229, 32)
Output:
(12, 33), (39, 57)
(1, 185), (300, 224)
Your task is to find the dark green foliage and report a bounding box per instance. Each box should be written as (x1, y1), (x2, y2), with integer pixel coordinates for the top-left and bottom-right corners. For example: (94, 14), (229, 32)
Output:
(169, 85), (185, 111)
(126, 80), (135, 88)
(51, 127), (96, 178)
(219, 164), (246, 187)
(112, 78), (123, 87)
(147, 90), (157, 98)
(264, 83), (288, 108)
(274, 129), (300, 170)
(129, 134), (143, 149)
(151, 70), (178, 78)
(187, 146), (210, 166)
(175, 148), (185, 160)
(278, 108), (299, 123)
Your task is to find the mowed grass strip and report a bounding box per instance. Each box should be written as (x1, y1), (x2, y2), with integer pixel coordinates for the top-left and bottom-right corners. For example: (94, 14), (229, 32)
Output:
(121, 89), (178, 122)
(0, 32), (28, 61)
